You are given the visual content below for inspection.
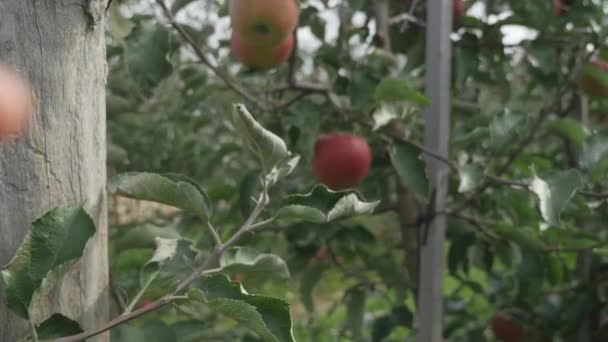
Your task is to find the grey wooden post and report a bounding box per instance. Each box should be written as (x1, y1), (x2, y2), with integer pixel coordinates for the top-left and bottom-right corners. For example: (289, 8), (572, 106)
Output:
(418, 0), (453, 341)
(0, 1), (109, 341)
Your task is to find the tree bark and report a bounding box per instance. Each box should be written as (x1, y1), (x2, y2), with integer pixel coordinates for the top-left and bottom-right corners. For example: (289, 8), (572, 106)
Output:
(0, 1), (109, 341)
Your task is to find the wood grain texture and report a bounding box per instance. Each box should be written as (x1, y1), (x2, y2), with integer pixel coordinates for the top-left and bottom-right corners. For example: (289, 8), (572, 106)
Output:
(0, 1), (109, 341)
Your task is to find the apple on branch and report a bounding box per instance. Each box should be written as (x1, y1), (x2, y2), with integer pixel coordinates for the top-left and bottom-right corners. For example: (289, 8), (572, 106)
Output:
(230, 0), (299, 48)
(313, 133), (372, 191)
(231, 31), (294, 69)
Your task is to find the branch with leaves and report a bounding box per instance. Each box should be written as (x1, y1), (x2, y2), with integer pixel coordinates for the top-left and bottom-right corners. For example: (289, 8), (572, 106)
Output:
(3, 104), (379, 342)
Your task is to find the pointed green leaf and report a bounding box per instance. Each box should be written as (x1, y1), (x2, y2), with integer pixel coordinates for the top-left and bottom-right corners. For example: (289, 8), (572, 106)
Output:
(194, 274), (295, 342)
(36, 314), (83, 340)
(276, 186), (379, 224)
(108, 172), (212, 219)
(374, 77), (430, 105)
(530, 169), (582, 225)
(217, 247), (290, 286)
(232, 104), (290, 173)
(1, 207), (96, 318)
(389, 142), (429, 201)
(546, 118), (587, 148)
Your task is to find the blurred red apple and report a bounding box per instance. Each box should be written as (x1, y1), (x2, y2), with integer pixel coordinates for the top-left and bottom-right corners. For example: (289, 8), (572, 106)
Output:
(553, 0), (562, 16)
(314, 246), (329, 261)
(313, 133), (372, 191)
(0, 63), (32, 142)
(580, 59), (608, 98)
(491, 311), (527, 342)
(231, 31), (294, 69)
(230, 0), (299, 48)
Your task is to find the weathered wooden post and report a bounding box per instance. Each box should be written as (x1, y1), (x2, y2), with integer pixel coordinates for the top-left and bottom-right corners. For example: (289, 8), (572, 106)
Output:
(418, 0), (453, 340)
(0, 1), (109, 341)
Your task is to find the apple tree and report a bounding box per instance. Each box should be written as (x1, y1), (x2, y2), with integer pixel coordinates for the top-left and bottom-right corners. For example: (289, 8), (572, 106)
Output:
(3, 0), (608, 341)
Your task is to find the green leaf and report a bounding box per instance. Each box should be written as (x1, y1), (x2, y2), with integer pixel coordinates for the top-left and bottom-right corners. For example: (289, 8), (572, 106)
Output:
(372, 103), (399, 130)
(232, 104), (290, 173)
(371, 306), (413, 342)
(217, 247), (290, 286)
(36, 314), (83, 340)
(1, 207), (96, 318)
(277, 186), (379, 224)
(265, 155), (301, 187)
(240, 171), (262, 217)
(108, 5), (135, 41)
(374, 77), (430, 105)
(114, 224), (181, 251)
(299, 261), (328, 312)
(108, 172), (212, 219)
(458, 164), (484, 193)
(124, 24), (174, 95)
(530, 169), (582, 225)
(490, 110), (526, 150)
(345, 287), (366, 341)
(192, 274), (295, 342)
(546, 118), (587, 148)
(389, 142), (429, 201)
(141, 238), (196, 287)
(516, 249), (546, 301)
(494, 225), (545, 251)
(172, 0), (197, 12)
(581, 132), (608, 182)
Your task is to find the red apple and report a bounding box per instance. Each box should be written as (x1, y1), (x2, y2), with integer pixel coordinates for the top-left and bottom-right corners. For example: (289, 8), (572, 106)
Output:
(231, 31), (294, 69)
(553, 0), (562, 16)
(232, 274), (244, 283)
(230, 0), (299, 48)
(491, 311), (527, 342)
(452, 0), (465, 25)
(580, 59), (608, 98)
(313, 133), (372, 191)
(0, 63), (32, 142)
(314, 246), (329, 261)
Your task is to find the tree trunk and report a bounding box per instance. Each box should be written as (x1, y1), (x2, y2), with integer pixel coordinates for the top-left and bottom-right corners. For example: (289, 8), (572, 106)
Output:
(0, 1), (109, 341)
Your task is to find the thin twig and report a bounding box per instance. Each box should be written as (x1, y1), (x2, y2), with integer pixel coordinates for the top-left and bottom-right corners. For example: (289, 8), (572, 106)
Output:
(55, 296), (183, 342)
(155, 0), (272, 111)
(205, 219), (223, 247)
(58, 187), (271, 341)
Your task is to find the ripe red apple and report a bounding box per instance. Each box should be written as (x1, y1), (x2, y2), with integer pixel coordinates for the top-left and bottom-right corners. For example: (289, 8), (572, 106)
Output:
(313, 133), (372, 191)
(580, 59), (608, 98)
(232, 274), (244, 283)
(491, 311), (527, 342)
(230, 0), (299, 48)
(231, 31), (294, 69)
(0, 63), (32, 142)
